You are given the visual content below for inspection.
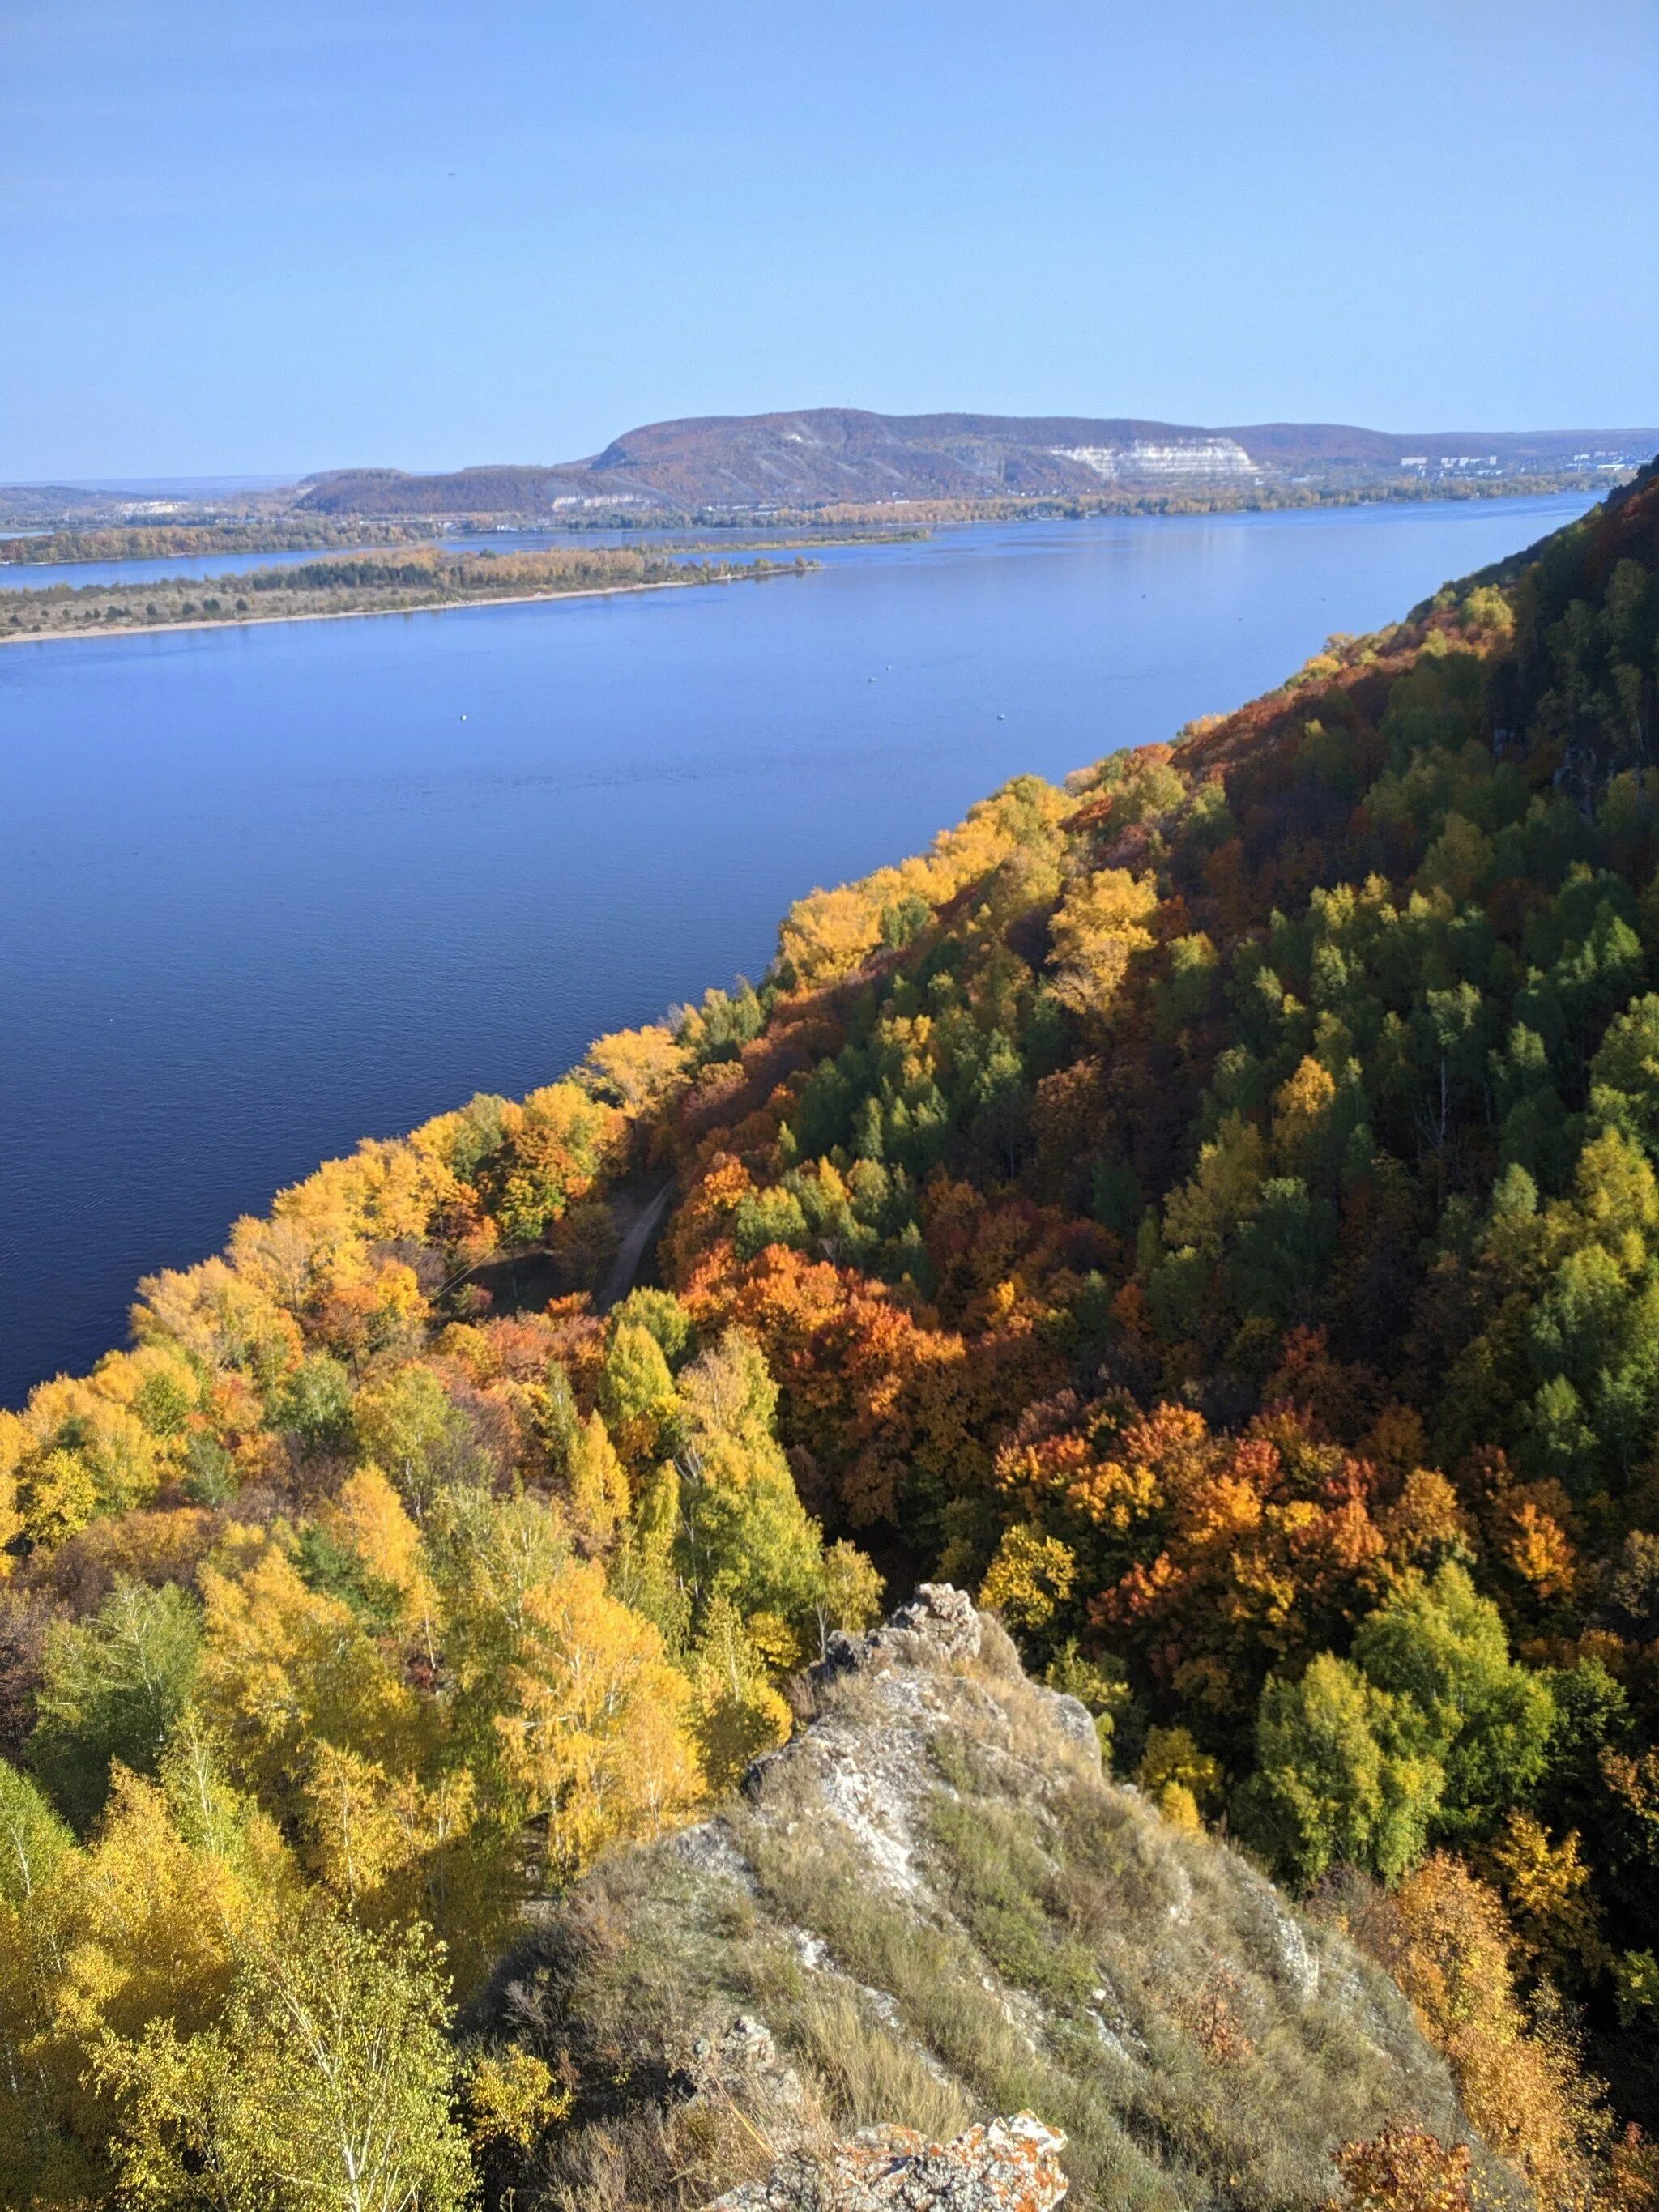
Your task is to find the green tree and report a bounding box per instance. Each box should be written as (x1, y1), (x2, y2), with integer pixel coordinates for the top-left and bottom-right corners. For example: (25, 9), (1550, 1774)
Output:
(1230, 1176), (1337, 1323)
(676, 1332), (826, 1637)
(1589, 993), (1659, 1157)
(1249, 1652), (1444, 1886)
(274, 1354), (356, 1460)
(598, 1319), (678, 1449)
(609, 1460), (690, 1649)
(814, 1539), (885, 1654)
(29, 1579), (203, 1827)
(1350, 1562), (1555, 1842)
(0, 1756), (75, 1903)
(608, 1287), (694, 1366)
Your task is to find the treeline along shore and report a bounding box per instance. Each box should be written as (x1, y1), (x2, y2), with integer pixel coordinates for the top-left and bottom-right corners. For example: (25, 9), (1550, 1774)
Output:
(0, 519), (433, 565)
(0, 544), (812, 641)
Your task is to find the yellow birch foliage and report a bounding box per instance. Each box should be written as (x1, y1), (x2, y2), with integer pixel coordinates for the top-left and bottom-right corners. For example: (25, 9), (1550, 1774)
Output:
(296, 1744), (514, 1984)
(1486, 1810), (1607, 1980)
(1163, 1113), (1269, 1258)
(8, 1369), (178, 1551)
(778, 777), (1069, 985)
(197, 1536), (423, 1808)
(0, 1745), (288, 2198)
(1333, 2126), (1473, 2212)
(0, 1411), (24, 1565)
(979, 1523), (1078, 1630)
(568, 1409), (630, 1545)
(1273, 1055), (1339, 1170)
(1350, 1853), (1601, 2207)
(1048, 868), (1159, 1017)
(100, 1904), (475, 2212)
(584, 1023), (689, 1110)
(1138, 1725), (1223, 1816)
(492, 1556), (702, 1877)
(319, 1463), (438, 1637)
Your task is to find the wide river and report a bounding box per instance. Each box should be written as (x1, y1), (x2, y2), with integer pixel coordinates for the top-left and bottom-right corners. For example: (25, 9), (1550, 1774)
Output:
(0, 492), (1595, 1403)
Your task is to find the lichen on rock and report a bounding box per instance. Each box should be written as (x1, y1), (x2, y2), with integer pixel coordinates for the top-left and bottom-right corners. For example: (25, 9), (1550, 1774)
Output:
(703, 2112), (1069, 2211)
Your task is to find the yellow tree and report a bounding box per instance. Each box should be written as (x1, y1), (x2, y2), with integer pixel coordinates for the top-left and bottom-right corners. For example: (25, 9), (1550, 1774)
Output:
(978, 1523), (1077, 1630)
(196, 1537), (423, 1814)
(1048, 867), (1159, 1020)
(102, 1903), (475, 2212)
(582, 1024), (689, 1111)
(1349, 1853), (1601, 2207)
(567, 1410), (629, 1545)
(0, 1734), (289, 2201)
(491, 1556), (702, 1877)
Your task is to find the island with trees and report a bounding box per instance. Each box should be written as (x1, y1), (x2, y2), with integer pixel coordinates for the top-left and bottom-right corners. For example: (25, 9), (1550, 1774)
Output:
(0, 544), (811, 641)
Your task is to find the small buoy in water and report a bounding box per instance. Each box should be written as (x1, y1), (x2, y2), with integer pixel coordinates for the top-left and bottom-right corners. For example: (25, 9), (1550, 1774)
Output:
(997, 713), (1005, 720)
(460, 714), (467, 720)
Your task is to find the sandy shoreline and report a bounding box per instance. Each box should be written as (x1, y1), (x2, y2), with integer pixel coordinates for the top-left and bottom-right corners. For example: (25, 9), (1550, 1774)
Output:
(0, 567), (787, 647)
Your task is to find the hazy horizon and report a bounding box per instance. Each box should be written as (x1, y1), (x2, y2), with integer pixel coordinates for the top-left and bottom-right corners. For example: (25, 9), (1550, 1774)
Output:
(11, 410), (1659, 498)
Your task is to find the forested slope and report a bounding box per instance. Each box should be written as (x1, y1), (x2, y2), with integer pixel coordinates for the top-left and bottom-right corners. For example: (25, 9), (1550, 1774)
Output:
(2, 463), (1657, 2205)
(634, 458), (1659, 2136)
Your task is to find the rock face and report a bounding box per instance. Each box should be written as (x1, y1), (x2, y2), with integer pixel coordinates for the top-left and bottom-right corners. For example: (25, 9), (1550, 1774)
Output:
(703, 2112), (1068, 2211)
(480, 1586), (1473, 2212)
(819, 1581), (987, 1676)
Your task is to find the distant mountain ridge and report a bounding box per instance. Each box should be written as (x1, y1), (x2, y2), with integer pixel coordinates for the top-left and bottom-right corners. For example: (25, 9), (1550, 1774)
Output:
(293, 407), (1659, 515)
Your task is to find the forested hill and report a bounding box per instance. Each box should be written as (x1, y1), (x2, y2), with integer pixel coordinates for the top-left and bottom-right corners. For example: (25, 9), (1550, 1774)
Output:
(3, 461), (1659, 2205)
(634, 454), (1659, 2125)
(293, 411), (1657, 514)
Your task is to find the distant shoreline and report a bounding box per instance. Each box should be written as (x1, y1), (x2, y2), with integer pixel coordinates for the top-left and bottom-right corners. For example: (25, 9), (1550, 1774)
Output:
(0, 484), (1607, 647)
(0, 567), (787, 647)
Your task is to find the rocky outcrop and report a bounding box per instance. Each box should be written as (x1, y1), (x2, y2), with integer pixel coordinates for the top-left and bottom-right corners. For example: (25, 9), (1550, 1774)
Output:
(815, 1582), (1102, 1767)
(1048, 438), (1258, 482)
(704, 2113), (1068, 2210)
(480, 1586), (1473, 2212)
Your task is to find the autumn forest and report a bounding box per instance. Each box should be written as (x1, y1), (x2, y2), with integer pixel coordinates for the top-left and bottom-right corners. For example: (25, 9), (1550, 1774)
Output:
(4, 462), (1659, 2206)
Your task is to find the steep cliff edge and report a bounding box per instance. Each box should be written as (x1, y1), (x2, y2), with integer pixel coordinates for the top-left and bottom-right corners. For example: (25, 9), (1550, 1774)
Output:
(475, 1588), (1482, 2212)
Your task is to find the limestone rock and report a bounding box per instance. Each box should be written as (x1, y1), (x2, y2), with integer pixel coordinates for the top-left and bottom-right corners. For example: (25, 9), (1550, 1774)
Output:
(703, 2112), (1068, 2210)
(1041, 1690), (1103, 1773)
(818, 1582), (983, 1682)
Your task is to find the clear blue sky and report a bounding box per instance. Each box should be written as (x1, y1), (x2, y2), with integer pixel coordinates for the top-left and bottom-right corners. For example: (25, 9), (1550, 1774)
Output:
(3, 2), (1655, 481)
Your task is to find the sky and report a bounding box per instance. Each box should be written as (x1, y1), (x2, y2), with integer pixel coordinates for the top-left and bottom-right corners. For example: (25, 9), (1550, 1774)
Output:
(2, 2), (1656, 482)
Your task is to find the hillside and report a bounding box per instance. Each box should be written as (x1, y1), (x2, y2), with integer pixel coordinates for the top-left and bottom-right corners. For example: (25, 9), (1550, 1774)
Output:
(292, 410), (1659, 516)
(624, 455), (1659, 2132)
(473, 1584), (1473, 2210)
(2, 460), (1657, 2206)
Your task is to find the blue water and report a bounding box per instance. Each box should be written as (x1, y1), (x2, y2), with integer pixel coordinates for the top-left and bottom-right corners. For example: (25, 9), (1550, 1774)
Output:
(0, 493), (1594, 1404)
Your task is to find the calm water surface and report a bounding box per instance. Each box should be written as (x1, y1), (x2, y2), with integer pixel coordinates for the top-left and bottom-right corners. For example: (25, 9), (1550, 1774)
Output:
(0, 494), (1594, 1402)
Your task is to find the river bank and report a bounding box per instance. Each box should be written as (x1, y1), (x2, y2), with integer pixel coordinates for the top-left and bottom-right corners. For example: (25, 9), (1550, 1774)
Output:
(0, 563), (804, 645)
(0, 492), (1601, 1402)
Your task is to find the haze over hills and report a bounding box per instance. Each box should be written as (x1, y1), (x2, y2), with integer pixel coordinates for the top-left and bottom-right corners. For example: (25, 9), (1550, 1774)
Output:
(292, 407), (1659, 516)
